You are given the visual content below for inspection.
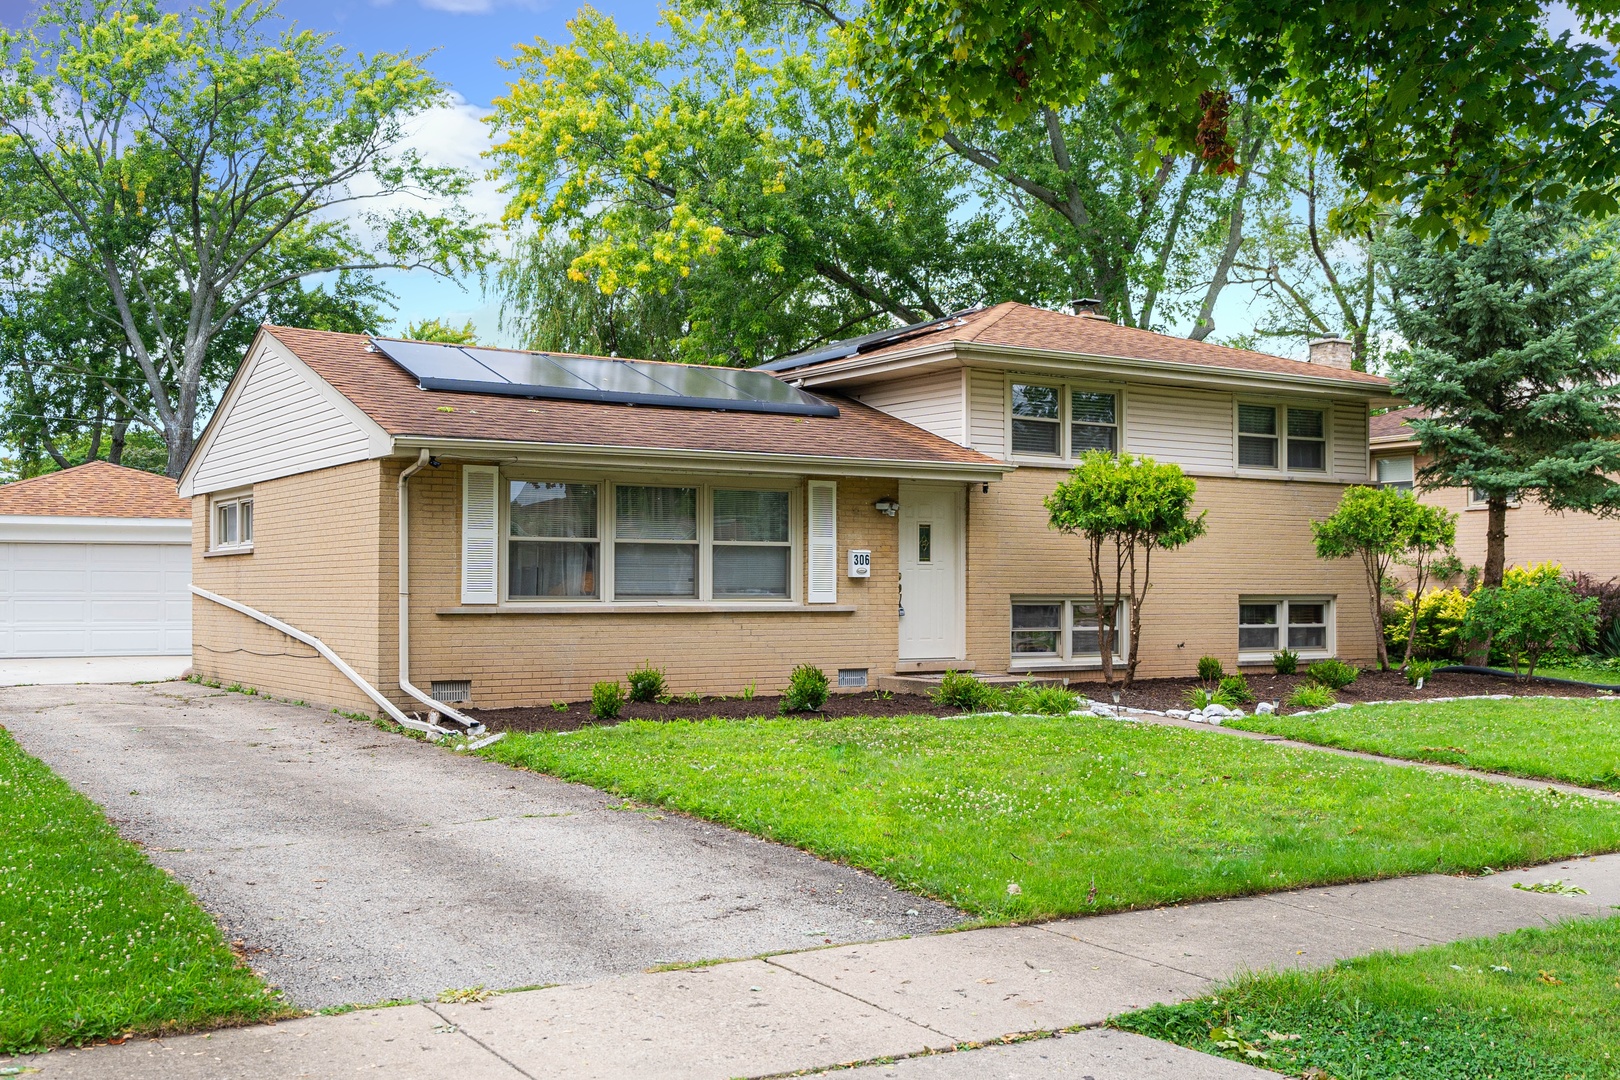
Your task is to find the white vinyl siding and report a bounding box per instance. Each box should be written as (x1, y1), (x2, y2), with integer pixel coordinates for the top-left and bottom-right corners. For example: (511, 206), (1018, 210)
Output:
(461, 465), (500, 605)
(1333, 403), (1369, 479)
(187, 347), (378, 493)
(855, 371), (965, 445)
(968, 370), (1007, 458)
(1122, 384), (1233, 469)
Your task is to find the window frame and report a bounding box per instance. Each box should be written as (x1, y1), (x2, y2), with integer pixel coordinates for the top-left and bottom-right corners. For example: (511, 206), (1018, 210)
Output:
(1008, 596), (1128, 670)
(1233, 400), (1334, 476)
(499, 471), (802, 606)
(1005, 378), (1125, 465)
(209, 490), (254, 553)
(1236, 596), (1336, 663)
(1374, 454), (1415, 492)
(1466, 486), (1521, 510)
(506, 480), (603, 600)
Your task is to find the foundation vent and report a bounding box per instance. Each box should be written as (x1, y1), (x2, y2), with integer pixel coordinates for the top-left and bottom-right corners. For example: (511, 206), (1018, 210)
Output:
(837, 668), (869, 688)
(430, 680), (472, 703)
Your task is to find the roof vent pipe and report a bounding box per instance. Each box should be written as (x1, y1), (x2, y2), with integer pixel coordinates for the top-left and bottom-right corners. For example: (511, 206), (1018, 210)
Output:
(1069, 298), (1109, 320)
(1308, 337), (1354, 369)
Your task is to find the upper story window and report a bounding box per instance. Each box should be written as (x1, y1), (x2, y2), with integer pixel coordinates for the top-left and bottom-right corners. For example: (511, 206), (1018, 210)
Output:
(1010, 381), (1120, 461)
(506, 479), (794, 603)
(1011, 383), (1062, 455)
(1238, 403), (1327, 473)
(1375, 455), (1414, 491)
(210, 492), (253, 551)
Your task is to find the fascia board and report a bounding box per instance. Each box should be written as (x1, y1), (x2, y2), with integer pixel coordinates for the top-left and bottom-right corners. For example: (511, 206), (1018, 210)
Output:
(390, 437), (1007, 483)
(0, 516), (192, 544)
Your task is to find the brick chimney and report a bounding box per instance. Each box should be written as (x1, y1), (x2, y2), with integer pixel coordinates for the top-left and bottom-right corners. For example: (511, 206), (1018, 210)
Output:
(1307, 337), (1353, 369)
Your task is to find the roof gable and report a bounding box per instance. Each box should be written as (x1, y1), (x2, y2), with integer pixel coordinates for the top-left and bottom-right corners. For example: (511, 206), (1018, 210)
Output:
(0, 461), (188, 519)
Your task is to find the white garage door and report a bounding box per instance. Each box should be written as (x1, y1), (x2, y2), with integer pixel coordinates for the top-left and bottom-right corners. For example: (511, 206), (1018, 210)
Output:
(0, 542), (192, 657)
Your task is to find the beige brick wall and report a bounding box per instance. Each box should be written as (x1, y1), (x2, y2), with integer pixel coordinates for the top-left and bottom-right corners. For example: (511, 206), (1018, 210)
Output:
(191, 459), (389, 714)
(1372, 450), (1620, 582)
(965, 467), (1380, 680)
(396, 465), (902, 708)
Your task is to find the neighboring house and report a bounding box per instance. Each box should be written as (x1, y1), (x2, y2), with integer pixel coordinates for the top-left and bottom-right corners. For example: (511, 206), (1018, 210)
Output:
(178, 304), (1393, 714)
(1369, 405), (1620, 582)
(0, 461), (191, 658)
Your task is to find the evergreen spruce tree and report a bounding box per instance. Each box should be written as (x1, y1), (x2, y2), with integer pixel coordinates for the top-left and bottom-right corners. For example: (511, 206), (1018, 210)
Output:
(1385, 203), (1620, 589)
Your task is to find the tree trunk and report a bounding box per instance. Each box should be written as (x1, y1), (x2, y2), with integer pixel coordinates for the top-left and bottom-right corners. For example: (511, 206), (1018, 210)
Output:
(1365, 552), (1389, 671)
(1482, 497), (1509, 588)
(109, 417), (131, 466)
(164, 425), (193, 480)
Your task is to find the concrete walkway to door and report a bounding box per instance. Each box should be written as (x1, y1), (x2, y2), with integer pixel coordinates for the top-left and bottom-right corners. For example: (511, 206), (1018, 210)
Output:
(0, 681), (959, 1010)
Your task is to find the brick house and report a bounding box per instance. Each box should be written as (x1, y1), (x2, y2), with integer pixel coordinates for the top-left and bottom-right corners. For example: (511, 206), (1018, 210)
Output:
(178, 304), (1394, 716)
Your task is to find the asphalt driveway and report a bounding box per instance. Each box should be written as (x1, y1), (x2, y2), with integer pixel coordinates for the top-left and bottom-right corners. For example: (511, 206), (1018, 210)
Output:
(0, 681), (959, 1009)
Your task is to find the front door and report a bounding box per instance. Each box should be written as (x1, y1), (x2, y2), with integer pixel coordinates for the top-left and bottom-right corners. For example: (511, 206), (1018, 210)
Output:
(897, 482), (964, 662)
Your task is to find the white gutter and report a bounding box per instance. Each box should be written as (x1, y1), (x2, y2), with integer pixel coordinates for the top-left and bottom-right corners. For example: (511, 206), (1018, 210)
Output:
(398, 448), (490, 739)
(189, 584), (454, 738)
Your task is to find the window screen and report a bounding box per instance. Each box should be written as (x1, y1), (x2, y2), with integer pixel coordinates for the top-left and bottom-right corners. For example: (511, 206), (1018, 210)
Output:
(1011, 384), (1061, 455)
(1237, 404), (1278, 468)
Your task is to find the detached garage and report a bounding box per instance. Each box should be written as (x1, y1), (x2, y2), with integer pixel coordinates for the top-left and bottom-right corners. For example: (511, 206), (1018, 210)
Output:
(0, 461), (191, 658)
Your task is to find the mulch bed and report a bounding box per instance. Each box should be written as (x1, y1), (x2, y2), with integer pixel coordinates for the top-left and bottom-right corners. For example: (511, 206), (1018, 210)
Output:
(467, 668), (1614, 734)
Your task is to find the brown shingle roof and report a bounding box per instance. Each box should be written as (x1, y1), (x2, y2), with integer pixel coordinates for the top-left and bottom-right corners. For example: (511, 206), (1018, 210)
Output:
(791, 302), (1392, 388)
(265, 326), (1003, 469)
(0, 461), (188, 518)
(1370, 405), (1428, 443)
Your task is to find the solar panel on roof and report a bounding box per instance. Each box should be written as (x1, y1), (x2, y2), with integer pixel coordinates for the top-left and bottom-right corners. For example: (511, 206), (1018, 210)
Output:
(369, 338), (839, 418)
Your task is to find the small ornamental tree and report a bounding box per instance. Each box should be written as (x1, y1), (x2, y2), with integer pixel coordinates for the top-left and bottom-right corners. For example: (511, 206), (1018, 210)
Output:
(1046, 452), (1207, 689)
(1460, 578), (1599, 681)
(1312, 486), (1456, 671)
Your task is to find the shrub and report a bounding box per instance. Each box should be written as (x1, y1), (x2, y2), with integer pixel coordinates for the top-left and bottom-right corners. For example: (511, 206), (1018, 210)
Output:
(1183, 685), (1239, 710)
(1503, 561), (1564, 589)
(1598, 619), (1620, 661)
(1405, 659), (1437, 686)
(1287, 683), (1336, 709)
(1386, 588), (1472, 660)
(1003, 682), (1080, 715)
(590, 680), (625, 721)
(1196, 655), (1226, 683)
(933, 670), (1003, 712)
(1217, 673), (1253, 704)
(626, 662), (666, 703)
(1462, 577), (1600, 679)
(780, 664), (830, 712)
(1272, 649), (1299, 674)
(1567, 571), (1620, 643)
(1306, 658), (1360, 689)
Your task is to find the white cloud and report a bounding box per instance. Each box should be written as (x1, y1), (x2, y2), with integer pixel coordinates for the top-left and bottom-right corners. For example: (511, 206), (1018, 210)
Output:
(1543, 2), (1614, 52)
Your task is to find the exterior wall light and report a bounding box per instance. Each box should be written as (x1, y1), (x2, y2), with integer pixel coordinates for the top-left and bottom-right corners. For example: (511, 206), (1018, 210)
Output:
(874, 498), (899, 517)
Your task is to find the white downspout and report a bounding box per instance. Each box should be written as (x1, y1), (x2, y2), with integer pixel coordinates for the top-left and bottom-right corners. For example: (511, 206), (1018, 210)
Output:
(398, 449), (491, 739)
(190, 585), (444, 736)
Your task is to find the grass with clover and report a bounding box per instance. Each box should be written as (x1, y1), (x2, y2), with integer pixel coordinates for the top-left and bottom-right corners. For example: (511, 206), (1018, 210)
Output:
(484, 712), (1620, 920)
(0, 728), (289, 1053)
(1230, 697), (1620, 790)
(1117, 915), (1620, 1078)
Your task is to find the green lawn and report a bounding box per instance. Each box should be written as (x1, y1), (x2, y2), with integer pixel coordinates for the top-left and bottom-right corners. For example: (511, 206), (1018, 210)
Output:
(483, 714), (1620, 920)
(1231, 697), (1620, 791)
(1116, 915), (1620, 1079)
(0, 728), (289, 1054)
(1507, 662), (1620, 686)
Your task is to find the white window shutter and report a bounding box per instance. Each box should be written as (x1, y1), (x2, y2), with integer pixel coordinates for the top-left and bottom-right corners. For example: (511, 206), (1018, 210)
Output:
(461, 465), (499, 605)
(807, 480), (837, 604)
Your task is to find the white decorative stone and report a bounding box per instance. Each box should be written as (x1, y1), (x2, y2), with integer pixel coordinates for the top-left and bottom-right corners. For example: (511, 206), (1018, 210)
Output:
(1166, 709), (1191, 719)
(1201, 704), (1233, 718)
(1255, 702), (1276, 715)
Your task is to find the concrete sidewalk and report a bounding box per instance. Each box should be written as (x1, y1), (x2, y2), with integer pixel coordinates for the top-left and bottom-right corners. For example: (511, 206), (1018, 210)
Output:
(15, 853), (1616, 1080)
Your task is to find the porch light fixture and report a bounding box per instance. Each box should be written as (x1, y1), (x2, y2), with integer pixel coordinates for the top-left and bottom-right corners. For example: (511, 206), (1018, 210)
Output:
(874, 498), (899, 517)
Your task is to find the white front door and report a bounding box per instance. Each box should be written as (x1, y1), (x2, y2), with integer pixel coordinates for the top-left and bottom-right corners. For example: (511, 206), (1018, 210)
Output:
(898, 482), (964, 662)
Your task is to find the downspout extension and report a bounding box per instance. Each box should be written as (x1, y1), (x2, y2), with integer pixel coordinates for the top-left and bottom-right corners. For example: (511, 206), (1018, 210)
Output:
(399, 448), (497, 745)
(190, 585), (455, 738)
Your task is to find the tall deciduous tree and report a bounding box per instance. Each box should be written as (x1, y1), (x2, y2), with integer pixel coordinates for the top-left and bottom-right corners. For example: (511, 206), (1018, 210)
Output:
(1046, 451), (1207, 688)
(850, 0), (1620, 241)
(1384, 203), (1620, 589)
(488, 5), (1060, 365)
(0, 0), (492, 476)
